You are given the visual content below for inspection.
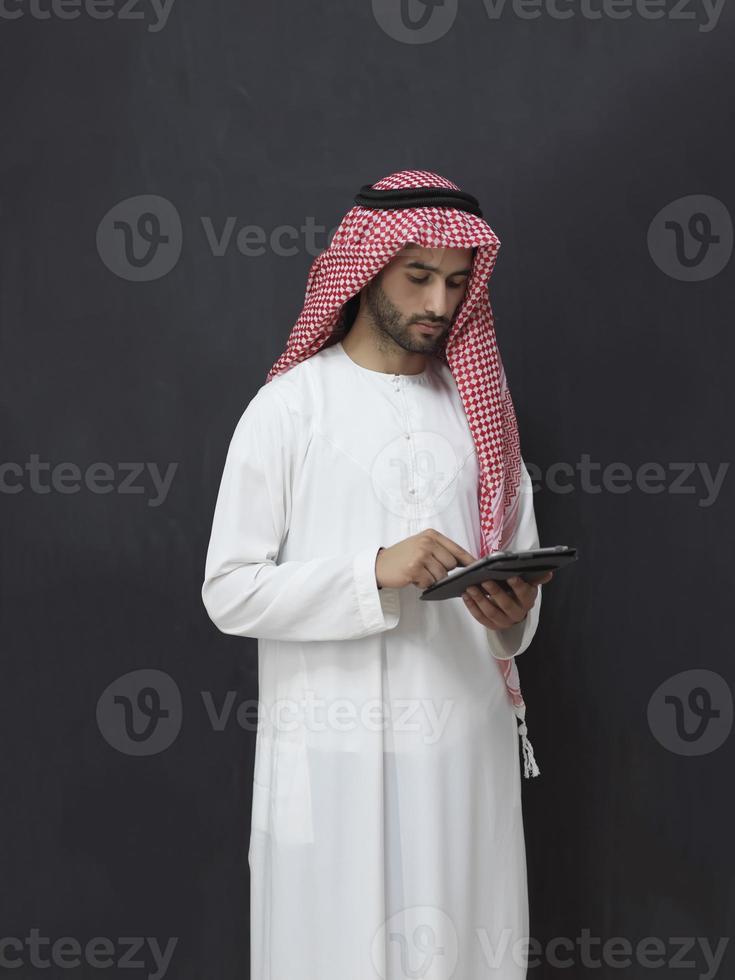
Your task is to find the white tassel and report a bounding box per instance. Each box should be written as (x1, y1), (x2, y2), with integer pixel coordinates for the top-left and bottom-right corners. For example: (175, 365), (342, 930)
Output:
(513, 704), (541, 778)
(518, 721), (540, 778)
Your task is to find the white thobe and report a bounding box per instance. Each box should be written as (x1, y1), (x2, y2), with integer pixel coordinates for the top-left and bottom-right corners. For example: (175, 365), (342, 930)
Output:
(202, 339), (543, 980)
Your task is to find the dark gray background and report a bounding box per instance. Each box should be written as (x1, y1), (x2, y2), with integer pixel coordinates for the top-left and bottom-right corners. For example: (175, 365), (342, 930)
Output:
(1, 1), (733, 977)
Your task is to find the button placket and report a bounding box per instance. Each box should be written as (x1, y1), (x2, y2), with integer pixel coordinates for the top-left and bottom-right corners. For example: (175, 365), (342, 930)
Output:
(393, 375), (418, 520)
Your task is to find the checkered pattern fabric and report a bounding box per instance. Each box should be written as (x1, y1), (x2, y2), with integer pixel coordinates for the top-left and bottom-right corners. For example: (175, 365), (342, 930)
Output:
(266, 169), (527, 714)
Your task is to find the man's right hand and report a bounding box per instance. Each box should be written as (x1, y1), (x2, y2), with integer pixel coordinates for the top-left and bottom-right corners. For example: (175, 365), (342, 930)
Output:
(375, 529), (476, 590)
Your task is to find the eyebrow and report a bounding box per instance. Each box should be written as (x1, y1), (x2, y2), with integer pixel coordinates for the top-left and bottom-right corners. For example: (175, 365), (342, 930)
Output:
(404, 259), (472, 277)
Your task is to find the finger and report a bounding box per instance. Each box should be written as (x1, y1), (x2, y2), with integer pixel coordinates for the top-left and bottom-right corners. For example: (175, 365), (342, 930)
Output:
(476, 579), (524, 617)
(425, 530), (477, 569)
(462, 592), (512, 630)
(418, 542), (474, 587)
(465, 586), (520, 626)
(504, 576), (539, 610)
(422, 553), (455, 587)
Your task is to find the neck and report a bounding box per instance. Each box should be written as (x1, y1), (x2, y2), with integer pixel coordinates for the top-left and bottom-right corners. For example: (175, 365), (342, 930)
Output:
(340, 318), (434, 376)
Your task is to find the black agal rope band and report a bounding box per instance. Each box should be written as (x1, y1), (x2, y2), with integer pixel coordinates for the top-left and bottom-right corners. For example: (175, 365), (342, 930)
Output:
(354, 184), (483, 218)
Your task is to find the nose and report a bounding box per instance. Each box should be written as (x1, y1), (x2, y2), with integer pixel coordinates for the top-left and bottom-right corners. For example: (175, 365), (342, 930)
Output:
(422, 280), (450, 322)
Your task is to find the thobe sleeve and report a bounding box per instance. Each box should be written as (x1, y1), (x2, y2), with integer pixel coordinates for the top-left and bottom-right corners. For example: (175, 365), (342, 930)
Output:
(485, 457), (543, 661)
(201, 385), (401, 642)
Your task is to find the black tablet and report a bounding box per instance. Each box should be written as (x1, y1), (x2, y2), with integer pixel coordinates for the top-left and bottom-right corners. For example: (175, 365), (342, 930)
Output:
(419, 545), (578, 602)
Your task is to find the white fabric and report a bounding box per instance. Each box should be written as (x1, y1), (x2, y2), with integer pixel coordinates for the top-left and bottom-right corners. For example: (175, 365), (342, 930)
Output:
(202, 340), (543, 979)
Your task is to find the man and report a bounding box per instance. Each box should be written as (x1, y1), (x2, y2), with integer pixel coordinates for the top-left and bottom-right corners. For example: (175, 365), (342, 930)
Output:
(202, 170), (553, 979)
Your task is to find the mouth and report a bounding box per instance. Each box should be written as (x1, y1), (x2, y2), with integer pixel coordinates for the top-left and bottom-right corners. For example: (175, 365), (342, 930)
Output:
(415, 322), (444, 333)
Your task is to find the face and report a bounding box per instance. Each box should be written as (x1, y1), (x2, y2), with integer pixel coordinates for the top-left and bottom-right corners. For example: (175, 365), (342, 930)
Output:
(361, 243), (474, 354)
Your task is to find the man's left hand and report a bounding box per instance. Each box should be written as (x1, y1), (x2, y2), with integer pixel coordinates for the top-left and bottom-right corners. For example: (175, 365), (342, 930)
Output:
(462, 571), (554, 631)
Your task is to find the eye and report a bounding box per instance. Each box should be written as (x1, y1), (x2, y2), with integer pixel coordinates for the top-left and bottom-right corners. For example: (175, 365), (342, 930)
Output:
(407, 275), (466, 289)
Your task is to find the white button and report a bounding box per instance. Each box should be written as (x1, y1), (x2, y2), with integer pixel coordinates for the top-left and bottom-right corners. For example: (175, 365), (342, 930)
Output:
(409, 488), (416, 494)
(405, 433), (411, 439)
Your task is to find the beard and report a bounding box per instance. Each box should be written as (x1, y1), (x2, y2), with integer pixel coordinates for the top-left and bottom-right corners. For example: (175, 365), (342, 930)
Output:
(363, 277), (450, 354)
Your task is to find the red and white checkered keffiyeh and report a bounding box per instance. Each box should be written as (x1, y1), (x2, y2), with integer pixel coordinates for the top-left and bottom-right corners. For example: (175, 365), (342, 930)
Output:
(265, 169), (540, 777)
